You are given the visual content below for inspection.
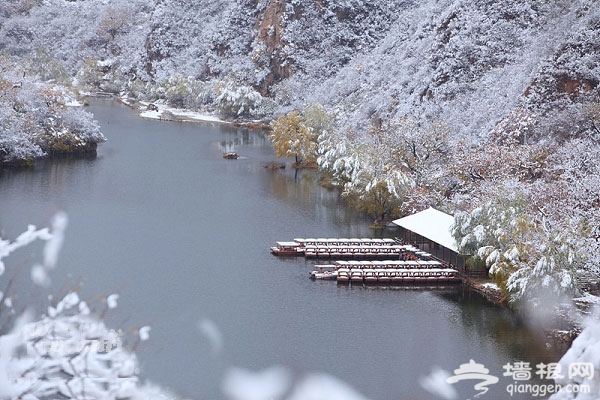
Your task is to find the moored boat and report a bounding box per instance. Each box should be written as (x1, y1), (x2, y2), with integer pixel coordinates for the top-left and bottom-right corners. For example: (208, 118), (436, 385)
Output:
(337, 268), (350, 283)
(270, 241), (303, 256)
(350, 269), (364, 284)
(363, 269), (378, 284)
(375, 269), (391, 283)
(309, 265), (337, 280)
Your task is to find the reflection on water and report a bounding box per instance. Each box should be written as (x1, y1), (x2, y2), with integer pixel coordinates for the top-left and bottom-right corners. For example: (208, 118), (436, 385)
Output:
(0, 100), (564, 400)
(217, 128), (269, 153)
(438, 287), (567, 363)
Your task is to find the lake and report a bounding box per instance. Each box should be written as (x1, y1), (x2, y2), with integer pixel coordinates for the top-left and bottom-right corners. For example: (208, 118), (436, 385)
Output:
(0, 99), (564, 399)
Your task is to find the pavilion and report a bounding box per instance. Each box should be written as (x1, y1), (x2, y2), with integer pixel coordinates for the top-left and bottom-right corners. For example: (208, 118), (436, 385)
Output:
(392, 207), (467, 270)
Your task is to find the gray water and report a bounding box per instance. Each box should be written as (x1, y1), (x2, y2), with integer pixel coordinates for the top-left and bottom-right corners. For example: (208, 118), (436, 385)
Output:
(0, 99), (564, 400)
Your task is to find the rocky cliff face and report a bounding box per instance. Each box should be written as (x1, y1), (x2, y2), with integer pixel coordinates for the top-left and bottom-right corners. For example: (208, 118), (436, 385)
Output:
(253, 0), (290, 96)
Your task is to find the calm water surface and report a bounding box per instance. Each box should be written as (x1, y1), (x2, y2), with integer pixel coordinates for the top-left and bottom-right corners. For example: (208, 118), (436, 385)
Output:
(0, 100), (564, 399)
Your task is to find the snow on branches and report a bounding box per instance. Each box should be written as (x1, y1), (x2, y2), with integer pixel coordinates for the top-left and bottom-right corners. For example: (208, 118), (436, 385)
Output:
(1, 294), (135, 399)
(0, 61), (105, 166)
(216, 78), (270, 118)
(452, 191), (583, 305)
(318, 116), (453, 220)
(0, 217), (168, 400)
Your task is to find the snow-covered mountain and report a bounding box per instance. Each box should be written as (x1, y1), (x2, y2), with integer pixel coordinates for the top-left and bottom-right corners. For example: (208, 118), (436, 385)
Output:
(1, 0), (598, 137)
(2, 0), (600, 302)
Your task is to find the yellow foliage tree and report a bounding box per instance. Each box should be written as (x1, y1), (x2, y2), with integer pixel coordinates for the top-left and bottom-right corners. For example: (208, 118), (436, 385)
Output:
(269, 111), (317, 167)
(354, 180), (404, 224)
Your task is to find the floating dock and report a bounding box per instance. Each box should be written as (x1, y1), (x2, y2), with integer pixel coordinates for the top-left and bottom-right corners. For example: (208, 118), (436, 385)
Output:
(334, 268), (461, 284)
(271, 237), (461, 286)
(309, 258), (461, 285)
(270, 237), (427, 259)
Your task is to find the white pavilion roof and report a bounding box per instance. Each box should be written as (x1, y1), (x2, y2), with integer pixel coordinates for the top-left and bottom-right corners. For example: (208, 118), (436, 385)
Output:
(392, 207), (458, 252)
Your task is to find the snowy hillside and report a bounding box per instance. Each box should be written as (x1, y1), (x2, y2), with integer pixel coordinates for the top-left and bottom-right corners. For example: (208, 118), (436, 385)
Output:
(1, 0), (598, 134)
(1, 0), (600, 304)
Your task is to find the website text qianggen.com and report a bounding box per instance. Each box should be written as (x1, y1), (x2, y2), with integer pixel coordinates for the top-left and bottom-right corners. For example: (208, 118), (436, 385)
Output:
(506, 382), (590, 397)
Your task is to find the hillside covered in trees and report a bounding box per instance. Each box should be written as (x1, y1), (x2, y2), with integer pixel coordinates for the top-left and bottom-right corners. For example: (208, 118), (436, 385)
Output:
(1, 0), (600, 304)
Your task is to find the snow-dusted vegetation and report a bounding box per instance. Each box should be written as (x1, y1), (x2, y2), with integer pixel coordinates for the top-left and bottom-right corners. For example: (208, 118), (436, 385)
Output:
(549, 312), (600, 400)
(2, 0), (600, 396)
(0, 214), (174, 399)
(0, 57), (105, 166)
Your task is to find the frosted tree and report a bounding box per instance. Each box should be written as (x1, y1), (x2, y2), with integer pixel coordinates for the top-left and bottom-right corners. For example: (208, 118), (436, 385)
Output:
(317, 129), (355, 184)
(317, 123), (415, 222)
(452, 191), (580, 305)
(0, 214), (173, 400)
(216, 78), (267, 118)
(96, 6), (133, 44)
(506, 227), (581, 305)
(134, 74), (215, 109)
(20, 47), (71, 84)
(385, 118), (450, 187)
(0, 62), (105, 166)
(318, 115), (450, 220)
(303, 104), (333, 140)
(583, 99), (600, 138)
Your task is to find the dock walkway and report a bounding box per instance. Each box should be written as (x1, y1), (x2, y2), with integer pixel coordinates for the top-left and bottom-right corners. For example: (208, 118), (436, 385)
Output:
(271, 237), (461, 286)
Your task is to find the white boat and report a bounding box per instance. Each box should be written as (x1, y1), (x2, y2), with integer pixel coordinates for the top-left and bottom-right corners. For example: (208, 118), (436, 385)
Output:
(337, 268), (350, 283)
(270, 241), (303, 256)
(309, 265), (337, 280)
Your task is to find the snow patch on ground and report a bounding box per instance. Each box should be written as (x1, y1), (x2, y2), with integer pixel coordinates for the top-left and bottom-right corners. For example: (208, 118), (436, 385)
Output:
(137, 101), (227, 124)
(481, 282), (500, 291)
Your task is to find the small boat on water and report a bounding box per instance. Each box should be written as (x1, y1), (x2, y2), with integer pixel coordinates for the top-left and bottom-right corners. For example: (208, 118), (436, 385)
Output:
(363, 269), (378, 284)
(375, 269), (391, 283)
(337, 268), (350, 283)
(309, 265), (337, 280)
(270, 241), (303, 256)
(350, 269), (364, 284)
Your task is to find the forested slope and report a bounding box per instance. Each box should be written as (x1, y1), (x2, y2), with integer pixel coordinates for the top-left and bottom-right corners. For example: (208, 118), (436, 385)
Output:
(1, 0), (600, 304)
(2, 0), (598, 135)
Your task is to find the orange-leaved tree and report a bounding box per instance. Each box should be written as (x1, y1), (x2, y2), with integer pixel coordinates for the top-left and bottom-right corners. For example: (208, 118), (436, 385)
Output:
(269, 111), (317, 167)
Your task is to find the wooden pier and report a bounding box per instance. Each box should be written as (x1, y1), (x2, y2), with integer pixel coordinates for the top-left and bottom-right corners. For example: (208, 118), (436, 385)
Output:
(270, 237), (424, 259)
(313, 268), (461, 285)
(304, 245), (413, 259)
(272, 237), (462, 286)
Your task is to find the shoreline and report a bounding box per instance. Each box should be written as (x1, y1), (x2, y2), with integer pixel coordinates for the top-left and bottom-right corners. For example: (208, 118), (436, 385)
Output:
(464, 277), (588, 347)
(463, 277), (508, 306)
(115, 96), (271, 130)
